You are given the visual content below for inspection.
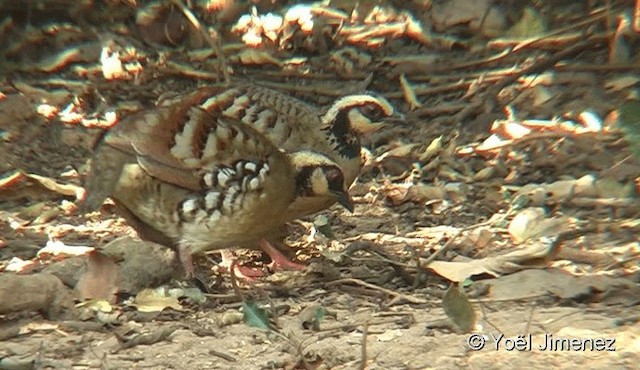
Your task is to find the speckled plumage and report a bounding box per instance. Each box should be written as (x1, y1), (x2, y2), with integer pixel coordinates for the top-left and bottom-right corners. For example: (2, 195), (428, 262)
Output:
(82, 104), (351, 275)
(173, 84), (401, 218)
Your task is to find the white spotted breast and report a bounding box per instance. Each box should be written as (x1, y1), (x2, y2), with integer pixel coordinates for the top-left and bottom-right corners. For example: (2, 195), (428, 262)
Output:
(86, 104), (297, 253)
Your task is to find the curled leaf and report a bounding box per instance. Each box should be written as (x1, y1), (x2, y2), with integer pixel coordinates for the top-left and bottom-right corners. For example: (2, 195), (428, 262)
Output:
(442, 283), (476, 333)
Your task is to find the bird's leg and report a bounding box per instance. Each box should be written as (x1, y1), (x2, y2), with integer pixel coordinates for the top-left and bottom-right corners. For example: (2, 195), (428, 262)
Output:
(258, 239), (306, 272)
(178, 244), (195, 279)
(217, 240), (306, 279)
(218, 249), (265, 280)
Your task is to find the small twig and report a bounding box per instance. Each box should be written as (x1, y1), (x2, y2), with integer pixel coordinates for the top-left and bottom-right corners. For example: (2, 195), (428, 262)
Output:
(556, 63), (640, 72)
(469, 293), (549, 304)
(490, 36), (602, 97)
(115, 327), (178, 351)
(418, 228), (463, 267)
(409, 103), (470, 118)
(455, 34), (603, 123)
(524, 303), (535, 335)
(600, 154), (634, 177)
(170, 0), (230, 84)
(208, 350), (237, 362)
(359, 321), (369, 370)
(477, 301), (502, 335)
(252, 80), (365, 97)
(418, 209), (520, 270)
(343, 241), (416, 285)
(255, 70), (369, 81)
(540, 310), (581, 328)
(228, 259), (245, 302)
(326, 278), (427, 304)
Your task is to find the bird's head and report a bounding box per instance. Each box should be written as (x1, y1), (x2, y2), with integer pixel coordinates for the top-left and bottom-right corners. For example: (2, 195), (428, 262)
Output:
(322, 93), (403, 134)
(290, 151), (354, 212)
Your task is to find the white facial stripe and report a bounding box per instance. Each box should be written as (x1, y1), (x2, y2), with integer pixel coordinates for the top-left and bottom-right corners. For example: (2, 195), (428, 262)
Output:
(323, 94), (393, 125)
(310, 168), (330, 195)
(348, 109), (369, 129)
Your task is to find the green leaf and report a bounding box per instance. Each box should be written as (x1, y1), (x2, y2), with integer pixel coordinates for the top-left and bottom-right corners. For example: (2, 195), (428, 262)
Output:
(243, 301), (271, 331)
(619, 100), (640, 159)
(442, 283), (476, 333)
(461, 278), (474, 288)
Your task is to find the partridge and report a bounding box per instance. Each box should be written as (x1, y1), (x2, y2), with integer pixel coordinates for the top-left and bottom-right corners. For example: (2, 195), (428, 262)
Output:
(169, 84), (403, 219)
(81, 103), (353, 276)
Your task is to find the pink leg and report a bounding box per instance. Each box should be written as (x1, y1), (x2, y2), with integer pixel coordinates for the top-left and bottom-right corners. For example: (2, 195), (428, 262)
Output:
(219, 250), (266, 280)
(258, 239), (306, 272)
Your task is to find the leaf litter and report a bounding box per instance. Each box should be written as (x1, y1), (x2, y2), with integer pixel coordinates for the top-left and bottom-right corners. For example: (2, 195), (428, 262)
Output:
(0, 0), (639, 368)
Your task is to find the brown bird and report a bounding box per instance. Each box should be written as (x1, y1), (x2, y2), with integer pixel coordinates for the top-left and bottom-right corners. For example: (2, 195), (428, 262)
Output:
(81, 103), (353, 277)
(167, 84), (403, 219)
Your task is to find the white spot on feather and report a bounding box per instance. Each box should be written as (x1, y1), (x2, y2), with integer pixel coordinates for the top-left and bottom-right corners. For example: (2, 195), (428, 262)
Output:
(244, 162), (257, 173)
(242, 104), (260, 124)
(204, 191), (220, 210)
(170, 117), (198, 165)
(258, 164), (269, 179)
(214, 125), (231, 143)
(248, 177), (261, 190)
(201, 135), (219, 160)
(209, 209), (221, 224)
(203, 173), (214, 187)
(182, 199), (198, 214)
(255, 109), (275, 128)
(200, 90), (239, 111)
(223, 95), (250, 117)
(233, 128), (245, 143)
(217, 167), (235, 187)
(222, 187), (239, 211)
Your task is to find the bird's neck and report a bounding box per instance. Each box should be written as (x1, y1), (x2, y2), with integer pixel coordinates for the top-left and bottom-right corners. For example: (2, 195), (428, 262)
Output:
(321, 111), (360, 159)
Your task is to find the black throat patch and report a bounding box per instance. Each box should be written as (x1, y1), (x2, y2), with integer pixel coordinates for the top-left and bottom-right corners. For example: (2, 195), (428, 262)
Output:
(295, 165), (316, 197)
(322, 110), (360, 159)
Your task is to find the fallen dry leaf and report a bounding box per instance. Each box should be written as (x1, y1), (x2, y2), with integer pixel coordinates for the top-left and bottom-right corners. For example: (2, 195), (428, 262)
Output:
(132, 288), (185, 313)
(425, 241), (556, 282)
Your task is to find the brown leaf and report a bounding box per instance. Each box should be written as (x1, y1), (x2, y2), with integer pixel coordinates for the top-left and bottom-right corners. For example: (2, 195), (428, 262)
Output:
(75, 251), (119, 303)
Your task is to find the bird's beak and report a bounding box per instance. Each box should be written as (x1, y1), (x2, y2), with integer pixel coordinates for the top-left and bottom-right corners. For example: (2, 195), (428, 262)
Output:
(383, 111), (406, 124)
(333, 190), (355, 213)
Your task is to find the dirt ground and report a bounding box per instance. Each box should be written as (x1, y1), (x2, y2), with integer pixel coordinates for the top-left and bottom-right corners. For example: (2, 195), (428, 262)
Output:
(1, 1), (639, 369)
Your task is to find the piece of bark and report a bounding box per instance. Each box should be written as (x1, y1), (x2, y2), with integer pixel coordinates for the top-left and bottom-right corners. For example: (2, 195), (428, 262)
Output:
(0, 273), (76, 320)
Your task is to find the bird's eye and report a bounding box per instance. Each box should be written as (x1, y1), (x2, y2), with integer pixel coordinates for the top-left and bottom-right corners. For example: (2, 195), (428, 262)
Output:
(361, 104), (383, 120)
(325, 167), (345, 190)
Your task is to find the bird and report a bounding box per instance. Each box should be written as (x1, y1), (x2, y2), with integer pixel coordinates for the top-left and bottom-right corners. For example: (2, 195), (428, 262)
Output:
(165, 83), (403, 220)
(80, 102), (353, 277)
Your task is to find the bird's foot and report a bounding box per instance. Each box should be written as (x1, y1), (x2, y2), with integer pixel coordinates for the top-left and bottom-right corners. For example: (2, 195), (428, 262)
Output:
(258, 239), (307, 272)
